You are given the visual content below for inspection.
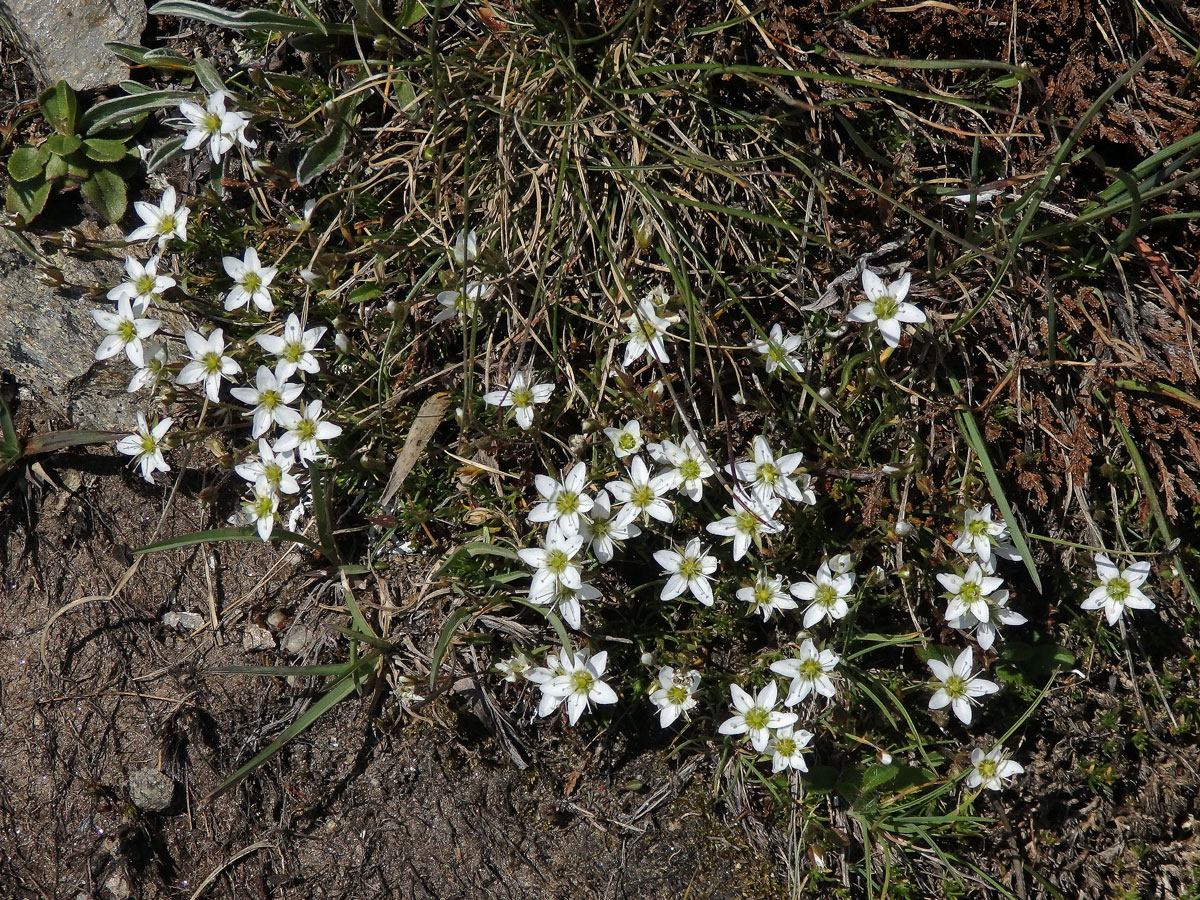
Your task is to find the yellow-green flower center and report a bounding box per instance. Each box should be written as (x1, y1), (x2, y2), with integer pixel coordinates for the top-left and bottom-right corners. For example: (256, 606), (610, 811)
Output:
(959, 581), (981, 604)
(968, 518), (990, 538)
(679, 457), (702, 482)
(252, 495), (274, 517)
(202, 351), (223, 375)
(775, 737), (796, 756)
(203, 111), (222, 133)
(259, 388), (280, 410)
(283, 341), (304, 363)
(570, 670), (594, 694)
(942, 674), (967, 699)
(753, 583), (774, 605)
(678, 555), (703, 580)
(734, 509), (760, 534)
(618, 432), (637, 450)
(1108, 576), (1130, 602)
(263, 461), (283, 485)
(554, 490), (580, 515)
(296, 418), (317, 442)
(666, 685), (689, 705)
(630, 484), (655, 509)
(815, 583), (838, 608)
(977, 758), (997, 781)
(134, 273), (157, 296)
(757, 462), (779, 485)
(117, 320), (137, 342)
(544, 548), (569, 575)
(510, 386), (534, 408)
(799, 658), (824, 680)
(156, 213), (178, 235)
(242, 272), (262, 294)
(743, 707), (770, 730)
(872, 294), (900, 319)
(139, 434), (157, 455)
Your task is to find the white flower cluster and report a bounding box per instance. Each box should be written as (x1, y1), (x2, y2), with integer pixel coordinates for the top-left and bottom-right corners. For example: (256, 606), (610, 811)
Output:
(433, 228), (495, 325)
(98, 174), (341, 542)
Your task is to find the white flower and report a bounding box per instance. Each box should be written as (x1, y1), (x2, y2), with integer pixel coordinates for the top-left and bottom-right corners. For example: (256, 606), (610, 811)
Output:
(607, 455), (675, 526)
(737, 570), (797, 621)
(705, 489), (782, 561)
(603, 419), (643, 459)
(527, 461), (593, 536)
(91, 296), (160, 367)
(450, 228), (479, 265)
(178, 90), (253, 162)
(274, 400), (343, 464)
(718, 681), (798, 752)
(495, 651), (532, 682)
(243, 482), (279, 541)
(579, 488), (640, 563)
(648, 435), (714, 502)
(927, 647), (999, 725)
(845, 270), (926, 349)
(729, 436), (809, 505)
(653, 538), (718, 606)
(530, 578), (598, 631)
(115, 413), (173, 483)
(235, 438), (301, 496)
(542, 648), (619, 725)
(482, 372), (554, 431)
(748, 323), (804, 375)
(126, 342), (169, 393)
(622, 292), (678, 367)
(524, 650), (569, 717)
(1081, 553), (1155, 626)
(223, 247), (278, 313)
(517, 530), (585, 603)
(947, 591), (1026, 651)
(938, 561), (1006, 624)
(966, 746), (1024, 791)
(107, 255), (174, 313)
(433, 281), (492, 324)
(177, 328), (241, 402)
(649, 666), (701, 728)
(126, 185), (189, 249)
(793, 560), (856, 627)
(952, 504), (1021, 565)
(767, 725), (814, 774)
(770, 639), (840, 705)
(229, 365), (303, 438)
(255, 313), (326, 379)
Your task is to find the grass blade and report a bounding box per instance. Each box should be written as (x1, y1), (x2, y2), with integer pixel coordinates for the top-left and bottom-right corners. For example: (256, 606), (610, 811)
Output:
(134, 526), (324, 555)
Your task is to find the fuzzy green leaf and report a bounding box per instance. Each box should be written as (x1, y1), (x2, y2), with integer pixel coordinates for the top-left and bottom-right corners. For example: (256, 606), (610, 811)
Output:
(295, 122), (348, 186)
(80, 169), (127, 223)
(39, 81), (77, 134)
(148, 0), (354, 35)
(43, 133), (82, 157)
(7, 146), (43, 182)
(146, 135), (188, 173)
(79, 89), (190, 135)
(5, 177), (51, 223)
(82, 137), (129, 163)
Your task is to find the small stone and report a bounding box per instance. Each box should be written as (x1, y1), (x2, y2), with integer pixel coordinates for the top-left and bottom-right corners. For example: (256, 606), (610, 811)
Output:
(127, 769), (174, 812)
(243, 623), (276, 651)
(266, 607), (293, 631)
(0, 0), (147, 90)
(104, 872), (132, 900)
(162, 611), (204, 633)
(283, 624), (316, 656)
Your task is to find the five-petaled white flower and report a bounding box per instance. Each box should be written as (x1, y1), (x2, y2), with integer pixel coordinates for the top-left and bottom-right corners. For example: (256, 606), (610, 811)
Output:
(433, 281), (492, 324)
(541, 648), (619, 725)
(229, 365), (303, 438)
(177, 328), (241, 402)
(243, 482), (279, 541)
(223, 247), (278, 313)
(107, 255), (174, 313)
(608, 455), (675, 527)
(767, 725), (814, 774)
(529, 578), (599, 631)
(718, 681), (798, 752)
(1082, 553), (1155, 626)
(649, 435), (714, 502)
(579, 488), (640, 563)
(126, 185), (189, 249)
(495, 651), (532, 682)
(524, 651), (569, 717)
(793, 560), (856, 627)
(654, 537), (719, 606)
(966, 745), (1024, 791)
(274, 400), (343, 464)
(178, 90), (254, 163)
(235, 438), (301, 496)
(255, 313), (327, 380)
(92, 296), (160, 368)
(603, 419), (643, 459)
(706, 489), (783, 562)
(115, 413), (173, 483)
(845, 269), (926, 349)
(947, 589), (1026, 651)
(126, 342), (169, 393)
(518, 530), (585, 604)
(770, 639), (840, 705)
(748, 323), (805, 376)
(650, 666), (701, 728)
(450, 228), (479, 266)
(938, 561), (1006, 625)
(622, 291), (678, 368)
(927, 647), (999, 725)
(482, 372), (554, 431)
(528, 461), (593, 536)
(737, 570), (797, 621)
(952, 504), (1021, 565)
(730, 436), (809, 506)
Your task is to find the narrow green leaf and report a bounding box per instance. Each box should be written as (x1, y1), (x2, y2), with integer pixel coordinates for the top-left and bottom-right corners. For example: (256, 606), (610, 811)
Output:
(146, 135), (188, 174)
(191, 58), (227, 94)
(204, 652), (377, 801)
(39, 81), (77, 135)
(148, 0), (354, 35)
(23, 428), (122, 455)
(80, 169), (127, 223)
(82, 137), (129, 163)
(505, 597), (573, 652)
(351, 0), (391, 33)
(134, 526), (324, 555)
(951, 395), (1043, 592)
(429, 605), (475, 689)
(104, 41), (194, 70)
(295, 122), (348, 186)
(209, 662), (356, 677)
(329, 625), (393, 651)
(0, 394), (20, 462)
(8, 146), (44, 182)
(398, 0), (427, 25)
(80, 89), (190, 135)
(307, 465), (341, 564)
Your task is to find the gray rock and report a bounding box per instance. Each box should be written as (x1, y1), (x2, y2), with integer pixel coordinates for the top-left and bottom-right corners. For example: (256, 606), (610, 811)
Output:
(0, 228), (144, 430)
(0, 0), (146, 91)
(127, 768), (174, 812)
